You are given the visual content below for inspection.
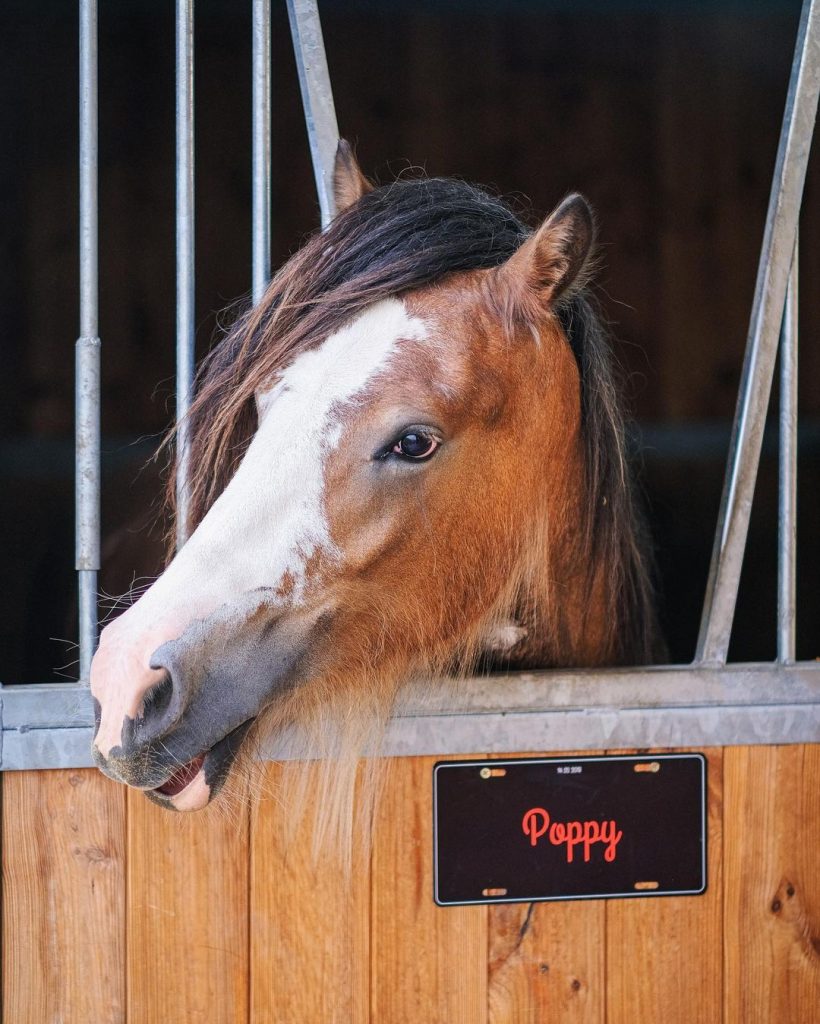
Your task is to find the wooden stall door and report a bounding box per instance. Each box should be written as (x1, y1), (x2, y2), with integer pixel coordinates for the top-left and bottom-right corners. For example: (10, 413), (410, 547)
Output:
(3, 745), (819, 1023)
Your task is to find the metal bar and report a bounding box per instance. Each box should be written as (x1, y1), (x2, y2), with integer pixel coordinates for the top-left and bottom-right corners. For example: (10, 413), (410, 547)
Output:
(252, 0), (272, 304)
(3, 663), (820, 769)
(778, 234), (799, 663)
(285, 0), (340, 227)
(6, 704), (818, 772)
(379, 705), (820, 760)
(3, 729), (99, 773)
(696, 0), (820, 664)
(78, 0), (98, 362)
(76, 0), (100, 683)
(2, 683), (97, 728)
(175, 0), (195, 547)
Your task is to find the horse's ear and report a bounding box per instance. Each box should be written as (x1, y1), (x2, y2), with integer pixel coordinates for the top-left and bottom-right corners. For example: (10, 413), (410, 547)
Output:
(499, 193), (595, 310)
(334, 139), (374, 212)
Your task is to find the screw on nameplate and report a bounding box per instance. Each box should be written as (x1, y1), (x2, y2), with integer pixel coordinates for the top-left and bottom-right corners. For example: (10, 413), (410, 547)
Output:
(634, 881), (660, 890)
(479, 767), (507, 779)
(633, 762), (661, 773)
(482, 887), (508, 897)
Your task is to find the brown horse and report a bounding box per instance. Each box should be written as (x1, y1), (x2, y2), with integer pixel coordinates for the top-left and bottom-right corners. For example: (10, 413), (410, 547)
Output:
(90, 142), (657, 819)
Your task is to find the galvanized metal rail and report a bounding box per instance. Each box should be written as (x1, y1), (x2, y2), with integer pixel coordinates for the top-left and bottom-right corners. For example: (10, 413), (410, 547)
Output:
(696, 0), (819, 664)
(778, 236), (799, 664)
(0, 0), (817, 768)
(253, 0), (273, 303)
(75, 0), (100, 685)
(175, 0), (196, 548)
(3, 664), (820, 770)
(286, 0), (339, 228)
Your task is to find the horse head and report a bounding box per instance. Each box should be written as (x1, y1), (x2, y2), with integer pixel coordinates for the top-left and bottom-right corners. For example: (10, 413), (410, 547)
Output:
(90, 143), (656, 811)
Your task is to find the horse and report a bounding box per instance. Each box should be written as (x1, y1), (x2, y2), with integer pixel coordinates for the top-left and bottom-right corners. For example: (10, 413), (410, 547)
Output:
(89, 140), (658, 826)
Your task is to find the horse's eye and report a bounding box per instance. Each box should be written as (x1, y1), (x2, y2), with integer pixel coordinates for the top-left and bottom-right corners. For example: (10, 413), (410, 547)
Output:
(391, 430), (440, 460)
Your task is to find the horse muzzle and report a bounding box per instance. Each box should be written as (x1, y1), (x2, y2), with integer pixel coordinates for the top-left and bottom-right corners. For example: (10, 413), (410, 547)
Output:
(90, 594), (328, 810)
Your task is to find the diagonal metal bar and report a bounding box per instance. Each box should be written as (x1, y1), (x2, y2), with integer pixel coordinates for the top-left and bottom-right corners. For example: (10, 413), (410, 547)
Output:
(777, 234), (799, 663)
(252, 0), (272, 304)
(286, 0), (340, 227)
(76, 0), (100, 683)
(696, 0), (819, 665)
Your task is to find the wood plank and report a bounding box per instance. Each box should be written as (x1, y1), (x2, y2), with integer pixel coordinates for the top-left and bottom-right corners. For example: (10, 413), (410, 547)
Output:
(126, 788), (249, 1024)
(489, 900), (605, 1024)
(2, 769), (126, 1024)
(606, 748), (723, 1023)
(371, 756), (487, 1024)
(724, 744), (820, 1023)
(249, 760), (370, 1024)
(487, 750), (605, 1024)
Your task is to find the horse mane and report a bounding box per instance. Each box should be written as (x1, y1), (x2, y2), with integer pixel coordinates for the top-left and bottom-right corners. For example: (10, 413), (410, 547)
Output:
(556, 294), (659, 665)
(167, 175), (658, 668)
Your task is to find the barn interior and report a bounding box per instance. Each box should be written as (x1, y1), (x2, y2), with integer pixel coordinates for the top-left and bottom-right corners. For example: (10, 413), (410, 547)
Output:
(2, 0), (817, 684)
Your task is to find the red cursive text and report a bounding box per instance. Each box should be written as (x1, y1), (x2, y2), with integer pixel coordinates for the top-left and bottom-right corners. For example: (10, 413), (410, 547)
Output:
(522, 807), (623, 863)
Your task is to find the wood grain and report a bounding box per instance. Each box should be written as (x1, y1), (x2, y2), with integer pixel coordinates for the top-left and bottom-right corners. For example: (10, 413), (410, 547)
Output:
(249, 760), (370, 1024)
(606, 748), (724, 1023)
(1, 769), (126, 1024)
(370, 756), (488, 1024)
(489, 900), (605, 1024)
(126, 788), (249, 1024)
(724, 744), (820, 1024)
(487, 751), (606, 1024)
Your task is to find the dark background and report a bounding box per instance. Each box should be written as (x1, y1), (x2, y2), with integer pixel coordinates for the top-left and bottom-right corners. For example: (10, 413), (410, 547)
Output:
(2, 0), (817, 681)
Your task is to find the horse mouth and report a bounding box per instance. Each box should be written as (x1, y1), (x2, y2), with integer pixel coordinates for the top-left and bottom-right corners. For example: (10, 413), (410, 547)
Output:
(153, 753), (206, 797)
(145, 718), (255, 811)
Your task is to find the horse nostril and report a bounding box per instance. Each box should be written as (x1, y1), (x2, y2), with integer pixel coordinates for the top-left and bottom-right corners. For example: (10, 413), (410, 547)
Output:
(140, 671), (171, 712)
(140, 672), (174, 721)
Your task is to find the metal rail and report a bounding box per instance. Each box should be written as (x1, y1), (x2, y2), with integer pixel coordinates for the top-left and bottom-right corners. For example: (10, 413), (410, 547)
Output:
(286, 0), (340, 227)
(696, 0), (819, 664)
(76, 0), (100, 684)
(778, 235), (799, 664)
(2, 664), (820, 769)
(252, 0), (272, 303)
(175, 0), (195, 548)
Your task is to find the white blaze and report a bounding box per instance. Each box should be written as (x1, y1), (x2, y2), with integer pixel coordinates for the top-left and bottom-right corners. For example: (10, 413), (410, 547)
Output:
(116, 297), (428, 638)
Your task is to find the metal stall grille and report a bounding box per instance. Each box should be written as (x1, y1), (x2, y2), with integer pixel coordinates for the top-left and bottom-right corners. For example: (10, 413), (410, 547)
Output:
(0, 0), (818, 770)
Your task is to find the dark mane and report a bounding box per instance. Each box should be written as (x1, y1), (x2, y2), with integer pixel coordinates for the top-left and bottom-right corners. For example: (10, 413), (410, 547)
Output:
(171, 176), (658, 665)
(556, 294), (659, 664)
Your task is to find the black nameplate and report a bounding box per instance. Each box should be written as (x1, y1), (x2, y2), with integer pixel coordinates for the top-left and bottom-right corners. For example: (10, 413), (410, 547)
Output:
(433, 753), (706, 906)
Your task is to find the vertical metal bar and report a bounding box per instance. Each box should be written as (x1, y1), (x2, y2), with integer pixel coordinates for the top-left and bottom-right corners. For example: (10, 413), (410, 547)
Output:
(778, 233), (799, 663)
(696, 0), (819, 664)
(286, 0), (340, 227)
(176, 0), (195, 547)
(252, 0), (271, 304)
(76, 0), (100, 682)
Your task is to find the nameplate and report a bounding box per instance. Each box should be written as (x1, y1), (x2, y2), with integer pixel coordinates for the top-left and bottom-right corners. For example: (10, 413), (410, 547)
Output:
(433, 753), (706, 905)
